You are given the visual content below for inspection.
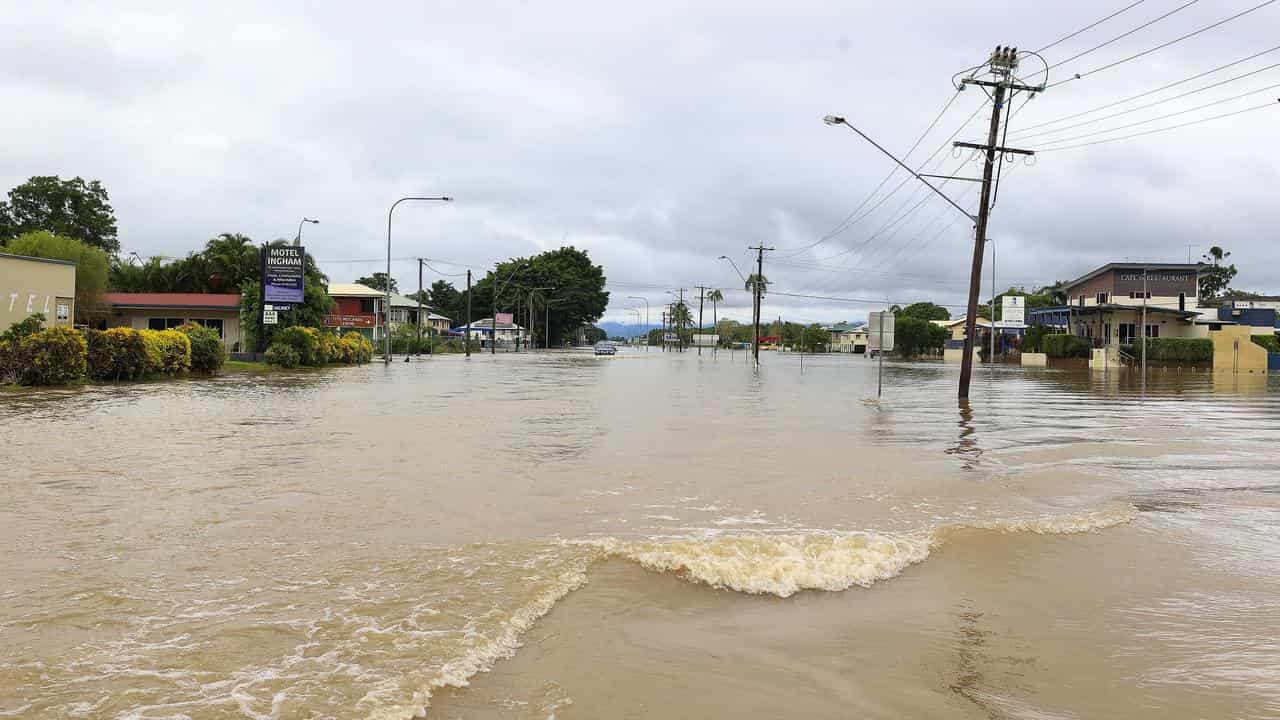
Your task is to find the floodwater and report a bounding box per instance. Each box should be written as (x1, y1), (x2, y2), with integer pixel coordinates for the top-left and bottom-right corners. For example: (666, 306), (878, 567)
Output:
(1, 349), (1278, 719)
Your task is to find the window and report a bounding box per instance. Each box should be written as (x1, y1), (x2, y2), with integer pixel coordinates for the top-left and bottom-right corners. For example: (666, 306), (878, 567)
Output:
(149, 317), (187, 330)
(1118, 323), (1137, 342)
(1096, 292), (1109, 304)
(359, 298), (376, 313)
(1178, 292), (1186, 311)
(1104, 322), (1111, 340)
(1129, 291), (1151, 299)
(1078, 295), (1086, 307)
(1145, 324), (1159, 338)
(194, 318), (224, 338)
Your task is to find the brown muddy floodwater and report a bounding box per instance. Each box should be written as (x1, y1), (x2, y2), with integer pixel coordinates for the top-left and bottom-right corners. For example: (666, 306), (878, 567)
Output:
(2, 349), (1278, 719)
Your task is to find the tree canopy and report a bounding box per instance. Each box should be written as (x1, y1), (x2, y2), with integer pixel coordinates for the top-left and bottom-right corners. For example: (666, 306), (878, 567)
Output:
(895, 302), (950, 322)
(5, 231), (109, 322)
(0, 176), (119, 254)
(109, 233), (259, 294)
(468, 246), (608, 345)
(894, 317), (947, 358)
(1199, 246), (1237, 299)
(356, 272), (397, 293)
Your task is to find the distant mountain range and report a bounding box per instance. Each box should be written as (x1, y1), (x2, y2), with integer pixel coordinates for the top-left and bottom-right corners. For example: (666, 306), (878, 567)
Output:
(597, 321), (660, 337)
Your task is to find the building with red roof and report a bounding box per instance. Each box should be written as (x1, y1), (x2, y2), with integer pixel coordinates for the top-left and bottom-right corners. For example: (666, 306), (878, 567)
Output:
(97, 293), (243, 351)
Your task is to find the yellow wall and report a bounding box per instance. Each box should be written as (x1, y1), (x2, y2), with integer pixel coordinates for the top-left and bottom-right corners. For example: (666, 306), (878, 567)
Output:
(1211, 326), (1268, 374)
(0, 254), (76, 330)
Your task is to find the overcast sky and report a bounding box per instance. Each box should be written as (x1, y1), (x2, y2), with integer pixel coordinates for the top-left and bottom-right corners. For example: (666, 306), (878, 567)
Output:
(4, 1), (1278, 325)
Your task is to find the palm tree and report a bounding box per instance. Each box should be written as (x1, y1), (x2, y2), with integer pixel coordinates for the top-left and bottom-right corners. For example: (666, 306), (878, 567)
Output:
(669, 301), (693, 350)
(745, 273), (768, 297)
(706, 289), (724, 349)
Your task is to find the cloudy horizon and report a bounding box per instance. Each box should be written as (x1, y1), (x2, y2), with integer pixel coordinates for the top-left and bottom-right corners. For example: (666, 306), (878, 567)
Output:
(4, 0), (1277, 326)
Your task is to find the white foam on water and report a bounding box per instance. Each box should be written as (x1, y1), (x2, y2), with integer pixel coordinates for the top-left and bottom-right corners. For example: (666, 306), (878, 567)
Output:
(587, 503), (1139, 599)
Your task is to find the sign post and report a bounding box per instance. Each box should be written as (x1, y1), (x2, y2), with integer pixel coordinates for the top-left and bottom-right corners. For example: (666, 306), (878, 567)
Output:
(868, 310), (895, 399)
(260, 245), (305, 349)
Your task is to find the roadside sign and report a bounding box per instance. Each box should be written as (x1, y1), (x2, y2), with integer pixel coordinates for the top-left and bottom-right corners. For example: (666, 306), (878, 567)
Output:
(495, 312), (514, 325)
(1001, 295), (1026, 325)
(262, 310), (279, 325)
(262, 245), (306, 304)
(868, 311), (895, 351)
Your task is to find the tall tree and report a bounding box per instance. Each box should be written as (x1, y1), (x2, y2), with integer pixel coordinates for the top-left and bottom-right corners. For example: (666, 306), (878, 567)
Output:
(706, 289), (724, 346)
(356, 272), (398, 293)
(896, 302), (950, 322)
(6, 231), (110, 322)
(0, 176), (119, 254)
(470, 246), (608, 346)
(1199, 246), (1237, 299)
(427, 279), (462, 322)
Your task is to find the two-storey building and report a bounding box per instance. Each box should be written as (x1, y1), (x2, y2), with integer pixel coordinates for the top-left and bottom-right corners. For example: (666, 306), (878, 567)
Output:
(1062, 263), (1210, 346)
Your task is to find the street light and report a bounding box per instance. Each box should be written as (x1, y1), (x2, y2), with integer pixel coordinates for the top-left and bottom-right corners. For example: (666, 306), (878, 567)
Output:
(626, 295), (649, 351)
(385, 196), (452, 363)
(294, 217), (319, 246)
(718, 255), (747, 283)
(627, 308), (642, 347)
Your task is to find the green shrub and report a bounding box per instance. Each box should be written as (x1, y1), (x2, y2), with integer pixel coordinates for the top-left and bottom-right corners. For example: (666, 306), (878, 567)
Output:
(17, 326), (87, 385)
(1, 314), (48, 384)
(1252, 334), (1280, 354)
(343, 332), (374, 363)
(1042, 334), (1092, 358)
(1023, 325), (1050, 353)
(318, 332), (343, 364)
(177, 322), (225, 374)
(85, 327), (149, 380)
(265, 342), (300, 368)
(274, 326), (322, 366)
(1131, 338), (1213, 363)
(138, 329), (191, 375)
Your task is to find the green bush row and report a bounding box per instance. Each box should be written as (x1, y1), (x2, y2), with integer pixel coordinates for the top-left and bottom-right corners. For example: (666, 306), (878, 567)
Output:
(1041, 334), (1092, 358)
(1120, 338), (1214, 363)
(265, 327), (374, 368)
(1, 315), (225, 386)
(1251, 334), (1280, 354)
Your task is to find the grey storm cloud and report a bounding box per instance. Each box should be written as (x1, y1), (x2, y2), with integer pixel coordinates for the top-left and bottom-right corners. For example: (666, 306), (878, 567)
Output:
(2, 0), (1277, 326)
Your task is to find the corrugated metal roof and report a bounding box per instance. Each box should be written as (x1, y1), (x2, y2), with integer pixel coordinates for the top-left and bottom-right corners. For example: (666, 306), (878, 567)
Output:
(327, 283), (384, 297)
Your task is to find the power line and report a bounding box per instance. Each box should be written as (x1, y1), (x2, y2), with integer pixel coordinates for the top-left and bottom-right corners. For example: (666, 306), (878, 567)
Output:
(780, 90), (974, 257)
(1035, 0), (1150, 54)
(1014, 44), (1280, 132)
(1048, 0), (1280, 89)
(1034, 83), (1280, 147)
(1019, 61), (1280, 140)
(1047, 0), (1201, 70)
(1033, 98), (1279, 151)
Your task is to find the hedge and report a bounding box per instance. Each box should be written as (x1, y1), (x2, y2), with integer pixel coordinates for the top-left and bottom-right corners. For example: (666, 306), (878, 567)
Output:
(85, 327), (149, 380)
(17, 326), (87, 385)
(0, 314), (47, 383)
(177, 322), (225, 374)
(1124, 338), (1214, 363)
(139, 329), (192, 375)
(265, 328), (374, 367)
(1252, 334), (1280, 354)
(1042, 334), (1092, 358)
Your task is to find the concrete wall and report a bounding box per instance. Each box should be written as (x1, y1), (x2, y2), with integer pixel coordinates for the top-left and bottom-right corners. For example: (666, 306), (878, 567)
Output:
(0, 254), (76, 330)
(1021, 352), (1047, 366)
(1211, 326), (1268, 374)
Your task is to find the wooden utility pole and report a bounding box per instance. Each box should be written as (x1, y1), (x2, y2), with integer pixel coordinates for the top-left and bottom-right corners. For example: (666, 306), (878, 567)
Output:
(955, 46), (1038, 399)
(465, 269), (472, 357)
(747, 245), (773, 366)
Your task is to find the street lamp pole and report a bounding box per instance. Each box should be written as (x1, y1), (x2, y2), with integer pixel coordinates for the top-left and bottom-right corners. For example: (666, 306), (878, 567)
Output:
(294, 217), (318, 246)
(385, 196), (452, 364)
(627, 296), (649, 351)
